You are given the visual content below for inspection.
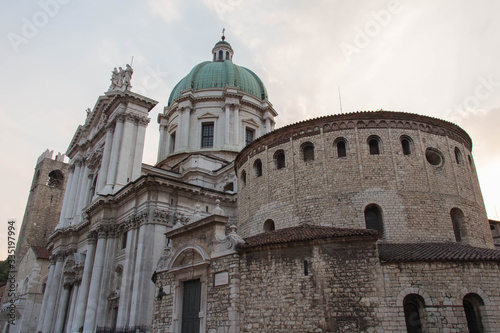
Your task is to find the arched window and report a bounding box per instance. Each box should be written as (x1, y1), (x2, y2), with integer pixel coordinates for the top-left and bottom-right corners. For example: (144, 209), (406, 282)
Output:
(468, 155), (473, 168)
(455, 147), (463, 164)
(47, 170), (64, 187)
(213, 53), (216, 61)
(254, 159), (263, 177)
(218, 50), (223, 60)
(368, 136), (381, 155)
(274, 150), (286, 169)
(226, 51), (230, 60)
(463, 294), (485, 333)
(401, 136), (412, 155)
(303, 260), (309, 276)
(302, 142), (315, 162)
(403, 294), (425, 333)
(335, 138), (347, 158)
(364, 204), (383, 233)
(450, 208), (465, 242)
(263, 219), (275, 232)
(241, 170), (247, 186)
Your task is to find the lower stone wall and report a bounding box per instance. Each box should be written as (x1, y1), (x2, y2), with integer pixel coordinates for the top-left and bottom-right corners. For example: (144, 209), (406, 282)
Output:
(379, 261), (500, 332)
(238, 240), (381, 332)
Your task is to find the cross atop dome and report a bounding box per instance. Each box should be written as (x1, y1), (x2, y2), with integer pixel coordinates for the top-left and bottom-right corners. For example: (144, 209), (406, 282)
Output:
(212, 30), (233, 62)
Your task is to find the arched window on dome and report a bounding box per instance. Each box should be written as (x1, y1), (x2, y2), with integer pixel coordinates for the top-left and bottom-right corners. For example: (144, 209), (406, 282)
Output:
(213, 53), (216, 61)
(218, 50), (223, 61)
(241, 170), (247, 187)
(367, 136), (381, 155)
(274, 150), (285, 169)
(455, 147), (463, 164)
(450, 208), (465, 242)
(263, 219), (275, 232)
(403, 294), (425, 333)
(364, 204), (383, 234)
(463, 293), (485, 333)
(334, 138), (347, 158)
(401, 136), (413, 155)
(254, 159), (263, 177)
(302, 142), (315, 162)
(226, 51), (230, 60)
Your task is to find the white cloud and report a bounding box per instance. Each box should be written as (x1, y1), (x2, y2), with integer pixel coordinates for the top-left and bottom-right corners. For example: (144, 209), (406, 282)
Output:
(147, 0), (183, 23)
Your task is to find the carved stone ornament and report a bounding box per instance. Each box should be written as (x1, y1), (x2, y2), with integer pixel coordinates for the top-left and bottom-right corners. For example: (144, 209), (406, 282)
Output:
(216, 225), (245, 250)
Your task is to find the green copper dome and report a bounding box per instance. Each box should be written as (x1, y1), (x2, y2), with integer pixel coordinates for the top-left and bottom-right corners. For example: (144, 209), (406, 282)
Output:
(168, 45), (268, 105)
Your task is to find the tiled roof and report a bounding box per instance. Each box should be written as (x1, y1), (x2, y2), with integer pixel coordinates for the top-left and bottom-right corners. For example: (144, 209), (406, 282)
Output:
(31, 246), (51, 260)
(378, 243), (500, 263)
(240, 224), (378, 249)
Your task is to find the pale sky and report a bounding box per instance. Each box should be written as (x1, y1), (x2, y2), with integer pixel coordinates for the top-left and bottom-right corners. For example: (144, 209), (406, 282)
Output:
(1, 0), (499, 259)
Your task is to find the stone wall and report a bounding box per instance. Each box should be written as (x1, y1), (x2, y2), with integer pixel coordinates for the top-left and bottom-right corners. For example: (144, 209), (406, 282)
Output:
(238, 239), (381, 332)
(235, 112), (492, 248)
(379, 261), (500, 332)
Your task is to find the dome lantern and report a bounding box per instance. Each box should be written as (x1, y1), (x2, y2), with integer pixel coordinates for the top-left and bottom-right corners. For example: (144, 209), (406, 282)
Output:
(212, 30), (233, 62)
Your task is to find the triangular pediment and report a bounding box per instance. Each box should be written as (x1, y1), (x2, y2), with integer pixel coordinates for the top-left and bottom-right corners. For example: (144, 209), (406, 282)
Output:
(197, 112), (219, 119)
(242, 118), (260, 127)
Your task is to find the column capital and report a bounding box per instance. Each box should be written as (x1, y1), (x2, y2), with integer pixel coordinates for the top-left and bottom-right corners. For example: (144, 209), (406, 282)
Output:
(87, 230), (98, 243)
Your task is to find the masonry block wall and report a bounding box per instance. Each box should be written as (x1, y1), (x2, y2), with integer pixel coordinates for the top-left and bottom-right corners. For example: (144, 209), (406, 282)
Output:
(238, 239), (381, 332)
(378, 261), (500, 332)
(235, 111), (492, 248)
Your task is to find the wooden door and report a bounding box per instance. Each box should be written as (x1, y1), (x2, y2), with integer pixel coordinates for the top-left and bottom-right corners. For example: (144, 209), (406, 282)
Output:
(181, 279), (201, 333)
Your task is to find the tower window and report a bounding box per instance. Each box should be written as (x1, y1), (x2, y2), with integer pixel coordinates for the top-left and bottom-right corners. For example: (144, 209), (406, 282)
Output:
(364, 204), (383, 234)
(254, 159), (263, 177)
(302, 142), (315, 162)
(274, 150), (286, 169)
(47, 170), (64, 187)
(245, 128), (255, 145)
(218, 50), (223, 61)
(303, 260), (309, 276)
(201, 123), (214, 148)
(226, 51), (230, 60)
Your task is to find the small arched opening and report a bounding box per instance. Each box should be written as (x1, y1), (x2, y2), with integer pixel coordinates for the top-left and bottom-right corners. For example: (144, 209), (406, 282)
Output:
(463, 293), (485, 333)
(302, 142), (315, 162)
(403, 294), (425, 333)
(263, 219), (275, 232)
(364, 204), (383, 234)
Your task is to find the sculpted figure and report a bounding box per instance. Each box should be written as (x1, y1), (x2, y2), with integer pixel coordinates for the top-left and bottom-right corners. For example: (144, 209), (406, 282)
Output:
(109, 67), (120, 90)
(123, 64), (133, 89)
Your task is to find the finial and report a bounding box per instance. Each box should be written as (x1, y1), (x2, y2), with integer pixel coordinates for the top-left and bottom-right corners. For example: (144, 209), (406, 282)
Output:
(222, 27), (226, 41)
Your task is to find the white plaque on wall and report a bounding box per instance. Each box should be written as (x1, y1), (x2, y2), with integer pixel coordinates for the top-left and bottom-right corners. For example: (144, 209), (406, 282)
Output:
(214, 271), (229, 286)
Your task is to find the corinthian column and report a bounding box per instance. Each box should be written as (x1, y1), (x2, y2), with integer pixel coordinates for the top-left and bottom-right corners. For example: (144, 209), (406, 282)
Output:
(54, 283), (72, 333)
(72, 232), (97, 331)
(42, 254), (64, 333)
(83, 228), (108, 332)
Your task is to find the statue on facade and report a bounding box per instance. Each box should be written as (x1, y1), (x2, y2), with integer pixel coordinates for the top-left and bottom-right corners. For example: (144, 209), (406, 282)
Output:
(108, 64), (133, 92)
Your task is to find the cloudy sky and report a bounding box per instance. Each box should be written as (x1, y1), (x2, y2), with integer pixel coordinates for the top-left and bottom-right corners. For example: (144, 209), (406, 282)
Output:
(1, 0), (499, 259)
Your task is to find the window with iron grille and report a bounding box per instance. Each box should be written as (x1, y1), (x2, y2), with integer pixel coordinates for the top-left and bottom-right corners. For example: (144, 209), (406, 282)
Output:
(201, 123), (214, 148)
(246, 128), (255, 145)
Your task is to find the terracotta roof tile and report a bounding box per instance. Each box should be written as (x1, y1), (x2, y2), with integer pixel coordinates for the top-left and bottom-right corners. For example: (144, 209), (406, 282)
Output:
(378, 243), (500, 263)
(31, 246), (51, 260)
(240, 224), (378, 249)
